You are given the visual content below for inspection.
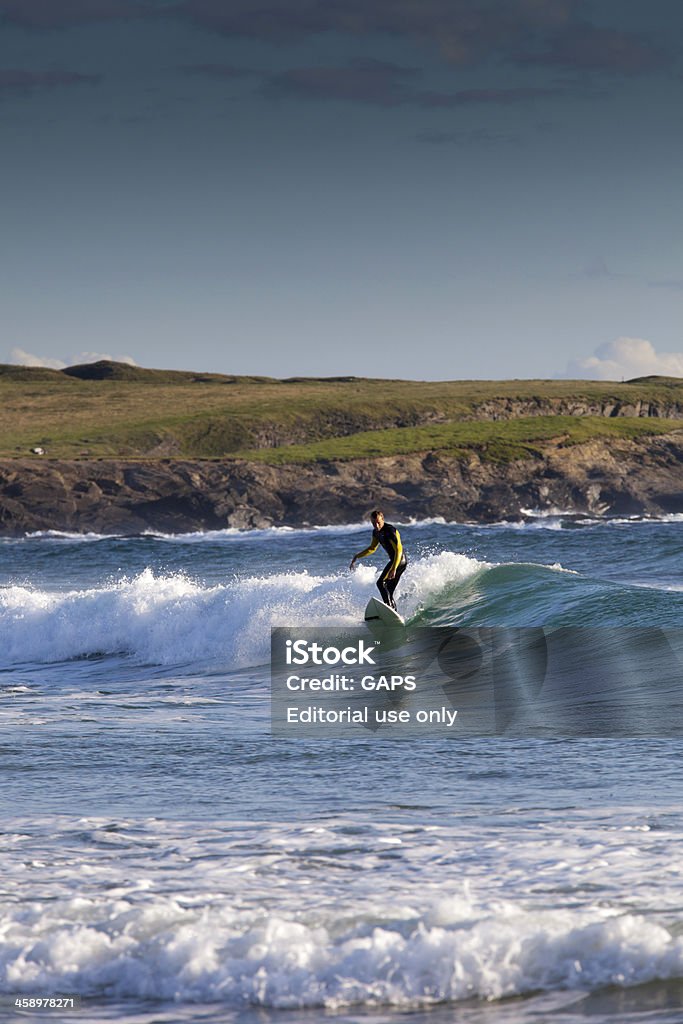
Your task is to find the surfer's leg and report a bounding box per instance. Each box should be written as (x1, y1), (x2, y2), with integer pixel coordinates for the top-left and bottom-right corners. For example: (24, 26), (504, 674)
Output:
(385, 558), (407, 609)
(376, 562), (393, 606)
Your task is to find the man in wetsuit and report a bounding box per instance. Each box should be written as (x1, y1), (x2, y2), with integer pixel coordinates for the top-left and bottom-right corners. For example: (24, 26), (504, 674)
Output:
(349, 509), (407, 610)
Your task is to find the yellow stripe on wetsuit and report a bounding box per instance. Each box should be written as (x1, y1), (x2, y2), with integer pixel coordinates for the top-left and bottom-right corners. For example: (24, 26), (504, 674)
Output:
(356, 528), (403, 571)
(388, 529), (403, 572)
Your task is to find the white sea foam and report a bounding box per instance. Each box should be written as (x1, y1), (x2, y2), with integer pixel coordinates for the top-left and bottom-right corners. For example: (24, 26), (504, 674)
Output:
(1, 518), (457, 546)
(519, 507), (578, 519)
(1, 814), (682, 1007)
(27, 530), (117, 541)
(4, 900), (681, 1006)
(142, 516), (456, 541)
(144, 523), (366, 542)
(0, 552), (488, 667)
(473, 511), (683, 530)
(1, 512), (678, 546)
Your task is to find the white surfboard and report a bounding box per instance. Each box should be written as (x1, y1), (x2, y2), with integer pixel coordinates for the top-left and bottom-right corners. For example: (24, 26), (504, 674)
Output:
(364, 596), (405, 626)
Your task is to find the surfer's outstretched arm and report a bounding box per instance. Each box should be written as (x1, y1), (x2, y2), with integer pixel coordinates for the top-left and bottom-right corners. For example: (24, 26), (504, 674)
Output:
(349, 532), (379, 569)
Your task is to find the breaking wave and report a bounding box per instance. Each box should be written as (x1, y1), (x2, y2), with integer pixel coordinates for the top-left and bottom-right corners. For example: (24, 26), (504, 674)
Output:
(0, 553), (489, 667)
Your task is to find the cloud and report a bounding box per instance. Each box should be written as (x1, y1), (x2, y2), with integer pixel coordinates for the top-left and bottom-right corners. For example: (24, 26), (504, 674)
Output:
(580, 256), (612, 279)
(264, 62), (562, 109)
(575, 257), (632, 281)
(179, 0), (578, 66)
(179, 2), (666, 77)
(417, 128), (520, 145)
(8, 348), (66, 370)
(181, 63), (255, 80)
(564, 338), (683, 380)
(416, 86), (561, 107)
(515, 22), (669, 75)
(0, 0), (147, 30)
(264, 59), (419, 107)
(0, 69), (100, 93)
(8, 348), (137, 369)
(648, 278), (683, 291)
(178, 0), (331, 40)
(72, 351), (138, 366)
(2, 1), (664, 83)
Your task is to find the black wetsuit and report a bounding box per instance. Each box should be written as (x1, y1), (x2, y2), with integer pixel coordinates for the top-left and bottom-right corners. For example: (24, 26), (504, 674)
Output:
(356, 522), (407, 610)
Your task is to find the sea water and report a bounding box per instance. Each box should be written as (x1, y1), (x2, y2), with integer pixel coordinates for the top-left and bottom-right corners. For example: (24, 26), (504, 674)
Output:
(1, 516), (682, 1023)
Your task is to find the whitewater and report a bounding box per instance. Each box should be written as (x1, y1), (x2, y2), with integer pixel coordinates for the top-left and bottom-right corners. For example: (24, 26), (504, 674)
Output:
(1, 516), (682, 1023)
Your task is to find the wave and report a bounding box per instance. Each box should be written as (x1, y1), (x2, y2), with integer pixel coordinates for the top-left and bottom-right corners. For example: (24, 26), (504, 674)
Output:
(1, 517), (455, 546)
(1, 885), (681, 1007)
(0, 553), (489, 667)
(0, 511), (679, 546)
(3, 548), (675, 667)
(0, 529), (117, 545)
(482, 511), (683, 531)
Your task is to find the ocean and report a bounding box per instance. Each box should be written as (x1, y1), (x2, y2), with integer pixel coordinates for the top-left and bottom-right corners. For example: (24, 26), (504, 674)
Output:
(1, 515), (682, 1023)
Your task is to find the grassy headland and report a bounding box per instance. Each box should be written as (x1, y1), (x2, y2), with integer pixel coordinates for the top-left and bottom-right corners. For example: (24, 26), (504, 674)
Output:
(1, 361), (682, 462)
(234, 416), (683, 464)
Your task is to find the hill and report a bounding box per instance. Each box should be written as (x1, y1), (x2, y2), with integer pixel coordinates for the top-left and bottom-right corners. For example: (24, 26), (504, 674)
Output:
(1, 361), (682, 461)
(1, 362), (681, 532)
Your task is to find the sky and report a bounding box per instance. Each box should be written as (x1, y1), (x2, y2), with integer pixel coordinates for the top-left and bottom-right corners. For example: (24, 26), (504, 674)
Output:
(1, 0), (682, 381)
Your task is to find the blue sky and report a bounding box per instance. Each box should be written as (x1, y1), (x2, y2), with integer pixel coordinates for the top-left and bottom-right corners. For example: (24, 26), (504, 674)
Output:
(2, 0), (682, 380)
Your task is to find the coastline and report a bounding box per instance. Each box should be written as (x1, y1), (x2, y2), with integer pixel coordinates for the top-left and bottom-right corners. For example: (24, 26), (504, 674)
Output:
(1, 430), (681, 535)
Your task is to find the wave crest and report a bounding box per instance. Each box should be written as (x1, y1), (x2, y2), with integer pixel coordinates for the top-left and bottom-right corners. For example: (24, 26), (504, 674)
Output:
(3, 894), (681, 1006)
(0, 553), (487, 667)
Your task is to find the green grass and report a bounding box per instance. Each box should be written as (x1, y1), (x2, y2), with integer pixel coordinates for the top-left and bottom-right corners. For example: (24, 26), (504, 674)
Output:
(231, 416), (683, 464)
(0, 361), (681, 460)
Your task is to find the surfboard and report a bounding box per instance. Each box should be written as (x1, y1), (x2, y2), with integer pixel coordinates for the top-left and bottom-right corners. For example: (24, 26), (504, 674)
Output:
(364, 596), (405, 626)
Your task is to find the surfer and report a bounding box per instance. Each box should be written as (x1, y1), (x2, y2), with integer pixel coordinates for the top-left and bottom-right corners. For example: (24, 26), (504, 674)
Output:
(349, 510), (407, 610)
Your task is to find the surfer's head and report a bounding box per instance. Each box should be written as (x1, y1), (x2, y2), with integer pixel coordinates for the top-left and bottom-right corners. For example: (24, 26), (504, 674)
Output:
(370, 509), (384, 529)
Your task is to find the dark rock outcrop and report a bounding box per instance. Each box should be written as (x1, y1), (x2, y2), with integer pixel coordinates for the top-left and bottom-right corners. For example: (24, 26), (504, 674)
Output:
(0, 431), (681, 535)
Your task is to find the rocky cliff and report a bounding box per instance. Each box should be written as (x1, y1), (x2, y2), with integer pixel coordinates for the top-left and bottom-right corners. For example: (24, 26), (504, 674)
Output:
(1, 430), (681, 535)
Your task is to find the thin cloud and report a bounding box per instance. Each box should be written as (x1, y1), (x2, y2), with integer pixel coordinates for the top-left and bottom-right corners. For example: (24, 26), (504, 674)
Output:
(264, 63), (562, 109)
(515, 22), (669, 75)
(648, 278), (683, 291)
(417, 128), (520, 145)
(416, 86), (562, 107)
(178, 2), (670, 82)
(8, 348), (66, 370)
(181, 63), (256, 80)
(8, 348), (137, 369)
(581, 257), (612, 279)
(0, 0), (147, 29)
(264, 59), (419, 107)
(178, 0), (578, 67)
(575, 257), (632, 281)
(2, 1), (665, 85)
(72, 351), (138, 366)
(0, 69), (100, 93)
(563, 338), (683, 380)
(573, 262), (682, 287)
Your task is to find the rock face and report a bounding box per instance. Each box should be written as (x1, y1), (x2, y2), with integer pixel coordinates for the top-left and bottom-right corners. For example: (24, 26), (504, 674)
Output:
(466, 397), (683, 422)
(0, 432), (681, 534)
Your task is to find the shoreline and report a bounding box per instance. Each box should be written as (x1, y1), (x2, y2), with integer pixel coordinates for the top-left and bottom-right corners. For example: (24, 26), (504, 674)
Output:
(1, 430), (681, 536)
(6, 511), (683, 543)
